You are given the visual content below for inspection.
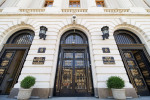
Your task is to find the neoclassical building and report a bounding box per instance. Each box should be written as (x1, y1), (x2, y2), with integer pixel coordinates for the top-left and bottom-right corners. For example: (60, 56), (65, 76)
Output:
(0, 0), (150, 99)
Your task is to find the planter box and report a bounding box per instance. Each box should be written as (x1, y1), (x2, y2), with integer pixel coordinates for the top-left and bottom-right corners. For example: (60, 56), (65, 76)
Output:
(112, 88), (126, 100)
(17, 88), (33, 100)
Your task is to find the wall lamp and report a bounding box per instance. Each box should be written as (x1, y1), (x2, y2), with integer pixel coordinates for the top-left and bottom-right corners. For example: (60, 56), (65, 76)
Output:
(39, 26), (48, 40)
(101, 26), (109, 40)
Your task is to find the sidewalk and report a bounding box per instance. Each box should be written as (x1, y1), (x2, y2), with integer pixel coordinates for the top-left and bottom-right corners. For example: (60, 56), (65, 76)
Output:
(0, 95), (150, 100)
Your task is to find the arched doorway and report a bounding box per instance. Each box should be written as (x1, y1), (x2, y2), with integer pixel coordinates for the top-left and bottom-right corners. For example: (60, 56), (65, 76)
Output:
(114, 30), (150, 96)
(54, 30), (94, 96)
(0, 29), (34, 94)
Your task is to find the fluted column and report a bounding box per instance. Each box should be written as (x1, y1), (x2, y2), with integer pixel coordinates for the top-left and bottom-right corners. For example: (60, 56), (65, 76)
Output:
(144, 0), (150, 7)
(1, 0), (20, 8)
(17, 0), (33, 8)
(105, 0), (133, 8)
(117, 0), (133, 8)
(0, 0), (6, 6)
(130, 0), (149, 8)
(53, 0), (62, 8)
(88, 0), (96, 7)
(80, 0), (88, 8)
(29, 0), (45, 8)
(62, 0), (69, 8)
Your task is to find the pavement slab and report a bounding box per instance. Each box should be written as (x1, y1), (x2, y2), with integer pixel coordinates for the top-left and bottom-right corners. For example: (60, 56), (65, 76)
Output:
(0, 95), (150, 100)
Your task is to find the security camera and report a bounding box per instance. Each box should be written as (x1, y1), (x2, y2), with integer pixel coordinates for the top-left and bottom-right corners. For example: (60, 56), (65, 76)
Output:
(72, 15), (76, 24)
(72, 15), (76, 19)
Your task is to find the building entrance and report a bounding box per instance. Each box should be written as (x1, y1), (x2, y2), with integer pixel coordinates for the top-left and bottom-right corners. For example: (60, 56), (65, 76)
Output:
(114, 30), (150, 96)
(54, 30), (94, 96)
(121, 49), (150, 96)
(0, 30), (34, 94)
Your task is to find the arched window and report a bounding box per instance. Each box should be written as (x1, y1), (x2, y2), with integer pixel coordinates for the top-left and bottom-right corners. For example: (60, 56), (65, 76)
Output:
(61, 30), (87, 44)
(65, 34), (83, 44)
(7, 29), (34, 44)
(114, 30), (142, 44)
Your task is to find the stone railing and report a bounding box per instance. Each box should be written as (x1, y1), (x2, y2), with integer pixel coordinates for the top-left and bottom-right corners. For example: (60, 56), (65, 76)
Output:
(104, 9), (130, 13)
(19, 9), (45, 13)
(62, 8), (88, 13)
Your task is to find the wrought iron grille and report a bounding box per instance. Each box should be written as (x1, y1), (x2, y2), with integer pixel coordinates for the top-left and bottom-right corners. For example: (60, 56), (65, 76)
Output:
(114, 30), (142, 44)
(65, 34), (83, 44)
(12, 34), (34, 44)
(6, 30), (34, 44)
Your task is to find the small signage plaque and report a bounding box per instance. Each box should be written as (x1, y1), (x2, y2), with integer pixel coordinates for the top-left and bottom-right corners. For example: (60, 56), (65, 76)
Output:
(32, 57), (45, 65)
(38, 48), (46, 53)
(103, 57), (115, 64)
(102, 48), (110, 53)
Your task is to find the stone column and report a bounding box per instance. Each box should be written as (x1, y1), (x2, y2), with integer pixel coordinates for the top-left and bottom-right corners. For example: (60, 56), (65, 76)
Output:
(17, 0), (33, 8)
(62, 0), (69, 8)
(53, 0), (62, 8)
(0, 0), (6, 6)
(144, 0), (150, 7)
(80, 0), (88, 8)
(130, 0), (149, 8)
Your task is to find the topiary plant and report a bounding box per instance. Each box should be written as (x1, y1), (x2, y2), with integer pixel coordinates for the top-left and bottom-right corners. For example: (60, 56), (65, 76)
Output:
(21, 76), (36, 89)
(107, 76), (125, 89)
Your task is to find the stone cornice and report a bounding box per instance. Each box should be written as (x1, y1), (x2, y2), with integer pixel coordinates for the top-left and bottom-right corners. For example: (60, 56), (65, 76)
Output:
(0, 8), (150, 16)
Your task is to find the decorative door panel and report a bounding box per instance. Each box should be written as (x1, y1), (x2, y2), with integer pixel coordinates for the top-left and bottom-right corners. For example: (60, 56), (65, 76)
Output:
(123, 51), (150, 96)
(134, 51), (150, 90)
(0, 49), (26, 94)
(55, 49), (93, 96)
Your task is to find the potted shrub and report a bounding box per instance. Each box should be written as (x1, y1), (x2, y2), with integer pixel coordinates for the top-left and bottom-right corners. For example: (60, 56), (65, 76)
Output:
(17, 76), (36, 100)
(107, 76), (126, 100)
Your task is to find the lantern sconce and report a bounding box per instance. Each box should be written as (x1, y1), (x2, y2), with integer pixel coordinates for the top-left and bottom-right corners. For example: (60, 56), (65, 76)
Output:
(39, 26), (48, 40)
(101, 26), (109, 40)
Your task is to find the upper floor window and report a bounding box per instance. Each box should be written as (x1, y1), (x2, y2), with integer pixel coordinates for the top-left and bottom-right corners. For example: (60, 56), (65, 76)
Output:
(44, 0), (53, 7)
(69, 0), (80, 7)
(96, 0), (104, 7)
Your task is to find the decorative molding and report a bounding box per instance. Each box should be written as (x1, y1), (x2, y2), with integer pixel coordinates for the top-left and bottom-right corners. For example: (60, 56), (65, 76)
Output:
(20, 9), (45, 13)
(62, 8), (88, 13)
(104, 8), (130, 13)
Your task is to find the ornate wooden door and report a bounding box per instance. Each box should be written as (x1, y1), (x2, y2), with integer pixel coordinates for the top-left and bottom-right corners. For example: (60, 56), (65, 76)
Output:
(54, 30), (93, 96)
(114, 30), (150, 96)
(55, 49), (93, 96)
(0, 29), (34, 94)
(0, 49), (26, 94)
(122, 50), (150, 96)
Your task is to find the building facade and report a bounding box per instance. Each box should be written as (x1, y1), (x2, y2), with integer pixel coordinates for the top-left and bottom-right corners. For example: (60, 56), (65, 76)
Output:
(0, 0), (150, 99)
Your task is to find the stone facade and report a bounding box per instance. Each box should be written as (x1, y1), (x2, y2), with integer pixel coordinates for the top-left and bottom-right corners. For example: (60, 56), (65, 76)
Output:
(0, 0), (150, 99)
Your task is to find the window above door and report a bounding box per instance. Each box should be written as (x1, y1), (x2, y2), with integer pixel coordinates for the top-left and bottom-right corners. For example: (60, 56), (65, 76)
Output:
(96, 0), (104, 7)
(69, 0), (80, 8)
(44, 0), (53, 7)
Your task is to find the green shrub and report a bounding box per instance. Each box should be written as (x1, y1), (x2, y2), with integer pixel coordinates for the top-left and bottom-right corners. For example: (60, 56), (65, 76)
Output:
(21, 76), (36, 89)
(107, 76), (125, 89)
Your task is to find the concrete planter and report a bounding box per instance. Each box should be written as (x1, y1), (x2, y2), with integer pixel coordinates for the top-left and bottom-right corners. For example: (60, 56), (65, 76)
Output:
(111, 88), (126, 100)
(17, 88), (33, 100)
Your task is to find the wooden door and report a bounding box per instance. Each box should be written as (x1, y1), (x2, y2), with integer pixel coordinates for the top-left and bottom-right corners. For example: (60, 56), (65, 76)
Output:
(0, 49), (26, 94)
(55, 49), (93, 96)
(122, 50), (150, 96)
